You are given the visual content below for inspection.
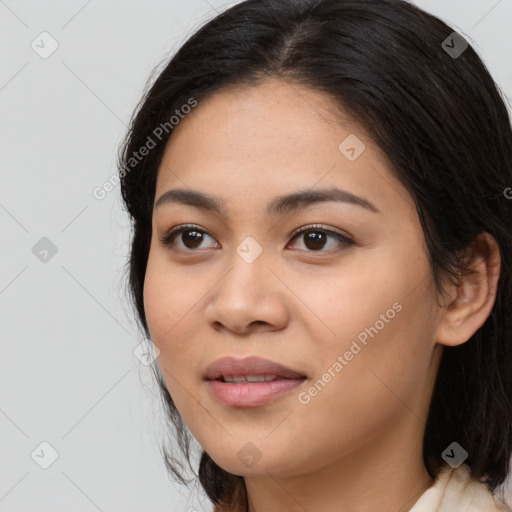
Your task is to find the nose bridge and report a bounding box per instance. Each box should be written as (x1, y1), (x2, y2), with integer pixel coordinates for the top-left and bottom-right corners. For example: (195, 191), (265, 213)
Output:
(235, 233), (267, 267)
(224, 234), (269, 296)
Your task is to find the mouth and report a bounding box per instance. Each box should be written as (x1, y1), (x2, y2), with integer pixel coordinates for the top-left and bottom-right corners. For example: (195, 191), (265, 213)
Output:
(204, 356), (307, 407)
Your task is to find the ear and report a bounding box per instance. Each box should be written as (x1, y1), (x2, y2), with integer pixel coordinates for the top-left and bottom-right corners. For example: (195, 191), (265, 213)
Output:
(435, 232), (501, 347)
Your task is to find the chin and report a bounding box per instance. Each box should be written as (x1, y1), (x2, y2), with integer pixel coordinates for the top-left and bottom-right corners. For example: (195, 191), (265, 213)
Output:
(202, 440), (302, 479)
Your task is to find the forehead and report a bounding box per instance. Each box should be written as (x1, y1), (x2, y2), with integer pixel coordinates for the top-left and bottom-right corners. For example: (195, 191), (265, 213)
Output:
(167, 78), (358, 161)
(155, 78), (414, 217)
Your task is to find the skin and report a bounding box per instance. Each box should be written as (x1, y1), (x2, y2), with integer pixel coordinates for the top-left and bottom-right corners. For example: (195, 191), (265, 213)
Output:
(143, 78), (501, 512)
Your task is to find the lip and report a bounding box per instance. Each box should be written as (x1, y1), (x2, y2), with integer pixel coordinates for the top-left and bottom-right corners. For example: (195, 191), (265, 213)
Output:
(204, 356), (307, 407)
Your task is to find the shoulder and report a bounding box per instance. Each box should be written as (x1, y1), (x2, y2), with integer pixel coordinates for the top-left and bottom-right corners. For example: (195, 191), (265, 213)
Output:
(409, 464), (512, 512)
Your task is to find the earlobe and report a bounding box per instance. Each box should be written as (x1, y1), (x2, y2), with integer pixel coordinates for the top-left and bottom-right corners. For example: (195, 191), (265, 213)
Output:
(435, 232), (501, 347)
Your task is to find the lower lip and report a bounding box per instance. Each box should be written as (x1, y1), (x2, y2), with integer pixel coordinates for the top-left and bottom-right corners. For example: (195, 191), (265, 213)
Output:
(207, 378), (306, 407)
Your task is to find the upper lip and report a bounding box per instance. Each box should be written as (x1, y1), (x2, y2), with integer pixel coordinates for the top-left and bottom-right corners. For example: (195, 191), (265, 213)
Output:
(204, 356), (306, 381)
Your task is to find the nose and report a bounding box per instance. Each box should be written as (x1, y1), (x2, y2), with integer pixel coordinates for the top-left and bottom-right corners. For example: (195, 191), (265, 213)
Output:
(203, 249), (290, 336)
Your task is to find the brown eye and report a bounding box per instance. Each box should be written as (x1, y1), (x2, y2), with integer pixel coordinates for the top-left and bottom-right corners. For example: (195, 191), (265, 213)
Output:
(289, 225), (354, 252)
(160, 225), (218, 250)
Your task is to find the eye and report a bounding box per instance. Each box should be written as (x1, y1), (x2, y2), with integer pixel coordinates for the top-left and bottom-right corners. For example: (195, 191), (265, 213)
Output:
(288, 224), (354, 252)
(159, 224), (219, 250)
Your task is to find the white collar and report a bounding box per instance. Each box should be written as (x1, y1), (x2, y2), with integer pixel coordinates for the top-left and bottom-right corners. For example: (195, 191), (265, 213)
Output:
(409, 464), (511, 512)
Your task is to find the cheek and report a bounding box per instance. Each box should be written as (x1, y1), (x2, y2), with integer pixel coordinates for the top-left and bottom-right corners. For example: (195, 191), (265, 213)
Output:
(143, 250), (206, 392)
(285, 248), (437, 424)
(143, 250), (196, 345)
(279, 256), (405, 360)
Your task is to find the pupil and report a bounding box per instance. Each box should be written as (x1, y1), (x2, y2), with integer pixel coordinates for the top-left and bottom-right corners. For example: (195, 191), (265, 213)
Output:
(184, 230), (203, 248)
(305, 231), (325, 250)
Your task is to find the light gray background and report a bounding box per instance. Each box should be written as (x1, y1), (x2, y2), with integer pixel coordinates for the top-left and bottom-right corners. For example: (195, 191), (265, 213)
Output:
(1, 1), (511, 511)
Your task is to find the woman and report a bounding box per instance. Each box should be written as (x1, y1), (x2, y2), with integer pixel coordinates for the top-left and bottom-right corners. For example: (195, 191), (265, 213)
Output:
(118, 0), (512, 510)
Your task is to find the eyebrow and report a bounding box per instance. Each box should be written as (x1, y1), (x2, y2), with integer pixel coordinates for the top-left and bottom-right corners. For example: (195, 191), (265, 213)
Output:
(154, 187), (380, 216)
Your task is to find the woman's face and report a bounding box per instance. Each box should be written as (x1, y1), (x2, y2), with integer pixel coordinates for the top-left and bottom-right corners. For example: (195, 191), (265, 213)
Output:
(143, 78), (444, 478)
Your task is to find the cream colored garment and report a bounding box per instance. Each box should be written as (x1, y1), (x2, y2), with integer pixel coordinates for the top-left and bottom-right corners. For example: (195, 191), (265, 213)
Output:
(409, 464), (511, 512)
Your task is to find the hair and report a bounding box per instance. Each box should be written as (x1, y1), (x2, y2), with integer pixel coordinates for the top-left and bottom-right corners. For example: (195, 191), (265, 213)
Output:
(117, 0), (512, 509)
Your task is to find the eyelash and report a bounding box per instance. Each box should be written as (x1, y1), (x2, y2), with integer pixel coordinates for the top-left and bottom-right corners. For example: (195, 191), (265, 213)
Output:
(159, 223), (354, 252)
